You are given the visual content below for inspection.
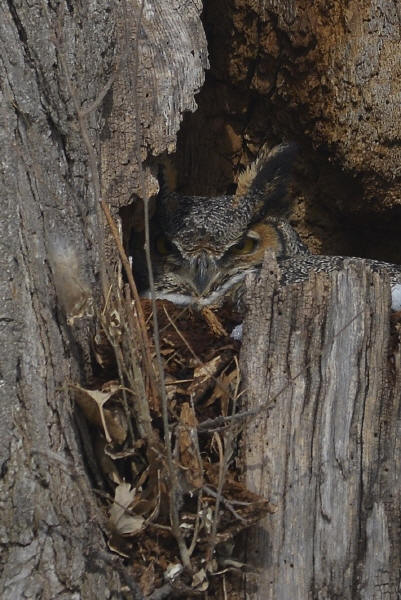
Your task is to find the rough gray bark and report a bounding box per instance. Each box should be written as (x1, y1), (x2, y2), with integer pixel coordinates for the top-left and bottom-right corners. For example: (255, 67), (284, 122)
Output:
(101, 0), (208, 209)
(241, 260), (401, 599)
(0, 1), (207, 598)
(0, 3), (116, 598)
(2, 0), (400, 597)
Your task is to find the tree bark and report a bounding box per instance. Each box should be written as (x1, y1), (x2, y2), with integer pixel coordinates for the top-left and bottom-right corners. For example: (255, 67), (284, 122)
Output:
(0, 1), (206, 598)
(101, 0), (207, 209)
(177, 0), (401, 262)
(2, 0), (401, 597)
(241, 260), (401, 599)
(0, 3), (116, 598)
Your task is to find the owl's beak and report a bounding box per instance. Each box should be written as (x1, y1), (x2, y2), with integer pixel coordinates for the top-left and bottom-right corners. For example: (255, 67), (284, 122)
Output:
(192, 253), (217, 295)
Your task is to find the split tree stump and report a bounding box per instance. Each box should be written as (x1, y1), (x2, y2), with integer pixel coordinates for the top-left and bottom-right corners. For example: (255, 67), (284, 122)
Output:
(242, 260), (401, 599)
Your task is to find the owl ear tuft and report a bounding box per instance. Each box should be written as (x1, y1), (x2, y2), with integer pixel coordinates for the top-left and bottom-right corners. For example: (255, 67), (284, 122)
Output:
(235, 142), (298, 217)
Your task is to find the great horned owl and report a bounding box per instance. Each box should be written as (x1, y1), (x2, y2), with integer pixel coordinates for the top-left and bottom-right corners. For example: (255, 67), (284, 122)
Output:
(132, 143), (401, 311)
(133, 144), (307, 307)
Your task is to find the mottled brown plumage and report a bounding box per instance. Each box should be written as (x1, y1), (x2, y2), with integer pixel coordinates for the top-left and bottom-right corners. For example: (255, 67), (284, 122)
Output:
(132, 143), (401, 311)
(133, 144), (302, 306)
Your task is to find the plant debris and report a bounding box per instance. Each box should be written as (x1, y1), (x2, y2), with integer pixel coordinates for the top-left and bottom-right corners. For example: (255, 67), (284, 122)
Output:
(73, 291), (273, 597)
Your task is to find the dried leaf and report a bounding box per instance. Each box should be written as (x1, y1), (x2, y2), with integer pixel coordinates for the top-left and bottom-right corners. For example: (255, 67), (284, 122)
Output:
(127, 465), (160, 518)
(72, 383), (127, 444)
(187, 355), (225, 402)
(192, 568), (208, 591)
(93, 327), (116, 369)
(109, 482), (145, 536)
(139, 561), (156, 596)
(107, 534), (132, 558)
(164, 563), (184, 582)
(205, 366), (240, 415)
(94, 436), (123, 484)
(193, 355), (223, 381)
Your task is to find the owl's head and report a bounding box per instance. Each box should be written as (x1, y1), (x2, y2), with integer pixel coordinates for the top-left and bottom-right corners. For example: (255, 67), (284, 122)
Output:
(132, 143), (306, 307)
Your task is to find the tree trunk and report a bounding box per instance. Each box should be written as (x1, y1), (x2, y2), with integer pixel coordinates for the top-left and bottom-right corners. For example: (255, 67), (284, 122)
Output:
(1, 2), (117, 597)
(241, 260), (401, 599)
(2, 0), (401, 598)
(0, 1), (206, 598)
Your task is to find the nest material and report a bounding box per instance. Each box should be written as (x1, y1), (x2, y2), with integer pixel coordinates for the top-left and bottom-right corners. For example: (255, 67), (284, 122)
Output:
(74, 294), (274, 597)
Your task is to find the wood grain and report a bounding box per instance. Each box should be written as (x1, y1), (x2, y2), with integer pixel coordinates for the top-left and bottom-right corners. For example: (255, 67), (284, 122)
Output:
(241, 258), (401, 599)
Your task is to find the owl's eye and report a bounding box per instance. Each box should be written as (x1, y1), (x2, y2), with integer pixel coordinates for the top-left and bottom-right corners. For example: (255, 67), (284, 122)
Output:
(155, 235), (174, 255)
(230, 233), (259, 255)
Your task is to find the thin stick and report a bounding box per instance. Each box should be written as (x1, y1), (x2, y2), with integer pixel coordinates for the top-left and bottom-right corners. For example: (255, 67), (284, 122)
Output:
(99, 199), (158, 401)
(188, 394), (205, 557)
(208, 431), (226, 559)
(127, 0), (192, 569)
(142, 197), (192, 570)
(203, 486), (247, 524)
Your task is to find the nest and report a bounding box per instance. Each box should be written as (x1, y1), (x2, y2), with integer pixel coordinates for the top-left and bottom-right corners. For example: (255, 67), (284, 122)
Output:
(72, 277), (274, 598)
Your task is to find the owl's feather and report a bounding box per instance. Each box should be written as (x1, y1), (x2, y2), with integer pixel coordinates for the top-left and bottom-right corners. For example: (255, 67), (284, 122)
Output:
(235, 143), (298, 218)
(132, 142), (401, 312)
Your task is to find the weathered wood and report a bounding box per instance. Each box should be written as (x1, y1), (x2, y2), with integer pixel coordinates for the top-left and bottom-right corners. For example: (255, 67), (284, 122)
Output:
(0, 3), (119, 598)
(241, 260), (401, 599)
(100, 0), (208, 209)
(0, 1), (207, 598)
(2, 0), (401, 597)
